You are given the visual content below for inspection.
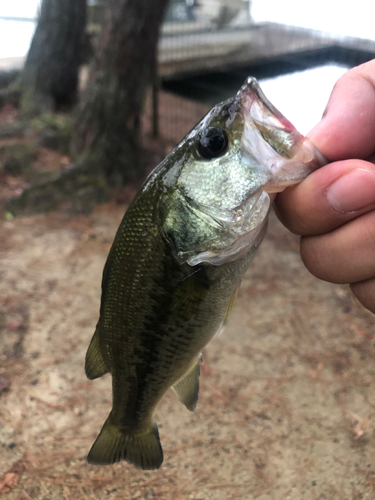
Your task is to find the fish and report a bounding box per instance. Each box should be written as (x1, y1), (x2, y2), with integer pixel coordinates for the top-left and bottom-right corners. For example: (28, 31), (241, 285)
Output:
(85, 77), (326, 470)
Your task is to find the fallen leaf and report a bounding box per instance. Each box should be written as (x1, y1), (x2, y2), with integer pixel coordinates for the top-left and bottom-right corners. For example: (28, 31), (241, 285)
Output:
(0, 461), (25, 494)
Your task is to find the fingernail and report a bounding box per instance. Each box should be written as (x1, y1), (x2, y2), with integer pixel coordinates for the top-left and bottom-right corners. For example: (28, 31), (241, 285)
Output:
(327, 168), (375, 213)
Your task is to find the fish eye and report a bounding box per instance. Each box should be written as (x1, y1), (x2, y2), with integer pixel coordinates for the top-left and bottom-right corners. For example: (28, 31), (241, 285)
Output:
(197, 127), (229, 159)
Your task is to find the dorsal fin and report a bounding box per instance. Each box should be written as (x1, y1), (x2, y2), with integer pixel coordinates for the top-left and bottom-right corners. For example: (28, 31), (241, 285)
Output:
(173, 355), (202, 412)
(85, 327), (108, 380)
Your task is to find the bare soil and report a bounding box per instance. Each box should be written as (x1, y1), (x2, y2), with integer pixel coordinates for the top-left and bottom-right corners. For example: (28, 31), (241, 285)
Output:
(1, 95), (375, 500)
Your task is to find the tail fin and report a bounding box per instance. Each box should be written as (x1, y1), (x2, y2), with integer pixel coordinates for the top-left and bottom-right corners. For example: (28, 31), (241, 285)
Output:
(87, 417), (163, 470)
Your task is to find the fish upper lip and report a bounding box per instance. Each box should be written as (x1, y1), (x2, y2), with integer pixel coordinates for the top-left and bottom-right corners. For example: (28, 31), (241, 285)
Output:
(238, 77), (296, 134)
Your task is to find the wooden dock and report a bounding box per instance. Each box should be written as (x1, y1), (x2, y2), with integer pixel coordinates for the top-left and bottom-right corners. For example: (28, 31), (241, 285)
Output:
(159, 22), (375, 80)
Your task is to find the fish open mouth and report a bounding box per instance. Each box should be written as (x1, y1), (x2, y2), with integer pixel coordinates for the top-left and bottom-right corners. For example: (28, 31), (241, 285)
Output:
(238, 77), (327, 190)
(238, 77), (298, 137)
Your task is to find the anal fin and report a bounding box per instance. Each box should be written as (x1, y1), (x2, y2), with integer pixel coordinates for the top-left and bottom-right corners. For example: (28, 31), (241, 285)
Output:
(173, 355), (201, 412)
(85, 327), (108, 380)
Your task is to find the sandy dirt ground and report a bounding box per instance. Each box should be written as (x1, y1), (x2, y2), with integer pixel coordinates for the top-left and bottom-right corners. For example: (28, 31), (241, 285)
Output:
(1, 96), (375, 500)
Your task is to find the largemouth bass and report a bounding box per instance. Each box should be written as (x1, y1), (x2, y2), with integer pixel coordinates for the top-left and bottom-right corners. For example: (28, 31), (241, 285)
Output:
(85, 78), (326, 469)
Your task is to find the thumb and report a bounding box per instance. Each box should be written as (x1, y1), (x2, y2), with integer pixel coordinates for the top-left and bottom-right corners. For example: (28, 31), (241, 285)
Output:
(308, 59), (375, 161)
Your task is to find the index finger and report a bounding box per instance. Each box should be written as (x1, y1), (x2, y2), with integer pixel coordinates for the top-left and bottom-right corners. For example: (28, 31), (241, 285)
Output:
(308, 59), (375, 160)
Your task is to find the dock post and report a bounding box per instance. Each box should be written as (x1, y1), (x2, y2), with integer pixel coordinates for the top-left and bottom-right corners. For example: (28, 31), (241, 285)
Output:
(151, 56), (159, 138)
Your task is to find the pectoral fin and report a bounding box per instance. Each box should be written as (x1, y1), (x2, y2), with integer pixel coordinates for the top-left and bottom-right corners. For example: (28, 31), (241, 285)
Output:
(222, 283), (240, 327)
(173, 355), (202, 412)
(85, 327), (108, 380)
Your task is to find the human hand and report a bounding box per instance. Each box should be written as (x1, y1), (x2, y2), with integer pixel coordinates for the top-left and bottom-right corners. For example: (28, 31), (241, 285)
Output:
(275, 59), (375, 313)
